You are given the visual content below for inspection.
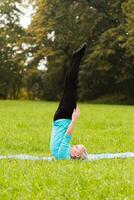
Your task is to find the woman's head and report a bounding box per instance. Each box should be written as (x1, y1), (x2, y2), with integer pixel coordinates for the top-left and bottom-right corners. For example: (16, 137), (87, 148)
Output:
(70, 144), (87, 160)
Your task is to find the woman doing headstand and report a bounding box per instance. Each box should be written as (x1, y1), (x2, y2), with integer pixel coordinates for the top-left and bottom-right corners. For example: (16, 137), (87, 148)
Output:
(50, 43), (87, 160)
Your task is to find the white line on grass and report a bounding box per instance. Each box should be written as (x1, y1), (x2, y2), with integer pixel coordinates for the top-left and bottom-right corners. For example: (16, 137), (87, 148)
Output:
(0, 152), (134, 161)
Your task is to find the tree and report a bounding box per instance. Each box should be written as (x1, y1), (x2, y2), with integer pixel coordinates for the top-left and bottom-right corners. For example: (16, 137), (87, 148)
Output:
(27, 0), (96, 100)
(0, 0), (25, 99)
(78, 0), (132, 100)
(0, 0), (133, 101)
(121, 0), (134, 97)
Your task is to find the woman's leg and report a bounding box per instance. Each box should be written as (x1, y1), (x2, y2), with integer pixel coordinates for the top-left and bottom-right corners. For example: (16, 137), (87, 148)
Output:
(53, 43), (87, 121)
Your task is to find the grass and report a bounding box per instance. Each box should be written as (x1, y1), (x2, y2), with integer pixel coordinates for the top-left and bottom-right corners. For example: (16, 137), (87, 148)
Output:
(0, 100), (134, 199)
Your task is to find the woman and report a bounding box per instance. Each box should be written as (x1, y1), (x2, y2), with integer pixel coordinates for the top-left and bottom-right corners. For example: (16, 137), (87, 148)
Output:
(50, 43), (87, 160)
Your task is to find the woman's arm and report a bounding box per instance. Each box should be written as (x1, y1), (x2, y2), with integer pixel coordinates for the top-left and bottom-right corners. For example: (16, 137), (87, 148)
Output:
(57, 107), (80, 159)
(66, 107), (80, 135)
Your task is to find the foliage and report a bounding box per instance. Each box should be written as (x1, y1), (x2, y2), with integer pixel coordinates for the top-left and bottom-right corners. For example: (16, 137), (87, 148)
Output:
(79, 0), (134, 100)
(0, 0), (25, 99)
(27, 0), (96, 100)
(0, 0), (134, 101)
(24, 69), (44, 100)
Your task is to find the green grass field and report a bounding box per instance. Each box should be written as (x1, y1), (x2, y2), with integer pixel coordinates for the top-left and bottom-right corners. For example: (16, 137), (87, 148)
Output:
(0, 100), (134, 200)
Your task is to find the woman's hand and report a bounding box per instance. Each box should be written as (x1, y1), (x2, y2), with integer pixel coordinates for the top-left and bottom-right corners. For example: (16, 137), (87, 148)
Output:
(67, 107), (80, 135)
(72, 106), (80, 122)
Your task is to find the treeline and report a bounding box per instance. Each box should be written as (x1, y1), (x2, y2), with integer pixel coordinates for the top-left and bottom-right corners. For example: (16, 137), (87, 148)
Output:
(0, 0), (134, 101)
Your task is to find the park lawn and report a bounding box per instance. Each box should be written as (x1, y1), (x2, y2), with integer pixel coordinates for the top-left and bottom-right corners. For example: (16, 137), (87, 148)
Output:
(0, 100), (134, 199)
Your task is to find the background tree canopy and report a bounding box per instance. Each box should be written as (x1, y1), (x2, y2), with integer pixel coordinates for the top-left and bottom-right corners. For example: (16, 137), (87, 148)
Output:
(0, 0), (134, 102)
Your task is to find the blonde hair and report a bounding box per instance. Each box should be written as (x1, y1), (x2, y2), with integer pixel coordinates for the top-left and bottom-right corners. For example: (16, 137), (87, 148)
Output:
(71, 146), (88, 160)
(80, 151), (88, 160)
